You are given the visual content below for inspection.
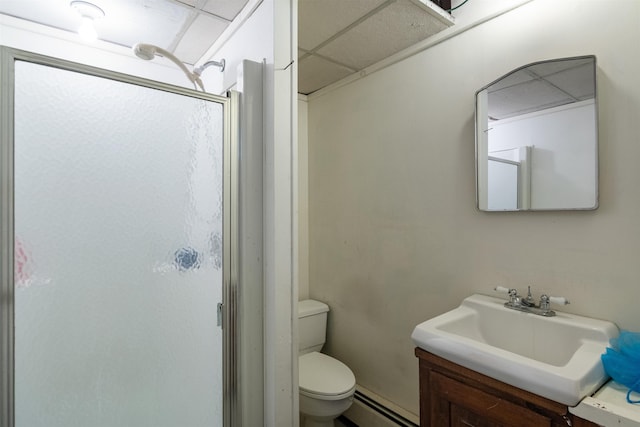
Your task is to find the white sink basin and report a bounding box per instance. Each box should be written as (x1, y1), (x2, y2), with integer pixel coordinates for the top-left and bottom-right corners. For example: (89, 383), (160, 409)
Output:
(411, 294), (619, 406)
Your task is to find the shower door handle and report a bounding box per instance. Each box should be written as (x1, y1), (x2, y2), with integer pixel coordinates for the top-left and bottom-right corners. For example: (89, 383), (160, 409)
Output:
(217, 302), (223, 328)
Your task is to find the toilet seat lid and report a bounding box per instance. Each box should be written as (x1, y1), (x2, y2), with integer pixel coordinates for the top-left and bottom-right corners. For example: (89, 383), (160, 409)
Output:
(299, 352), (356, 398)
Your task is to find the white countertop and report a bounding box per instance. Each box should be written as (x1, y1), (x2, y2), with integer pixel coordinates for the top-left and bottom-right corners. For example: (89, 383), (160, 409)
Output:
(570, 381), (640, 426)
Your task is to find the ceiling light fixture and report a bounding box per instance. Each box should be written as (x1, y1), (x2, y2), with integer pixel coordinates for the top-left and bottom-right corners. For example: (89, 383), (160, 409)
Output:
(70, 1), (104, 43)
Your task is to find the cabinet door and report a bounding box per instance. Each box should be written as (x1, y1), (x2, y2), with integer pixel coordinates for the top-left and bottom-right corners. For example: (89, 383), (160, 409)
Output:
(451, 404), (507, 427)
(431, 372), (552, 427)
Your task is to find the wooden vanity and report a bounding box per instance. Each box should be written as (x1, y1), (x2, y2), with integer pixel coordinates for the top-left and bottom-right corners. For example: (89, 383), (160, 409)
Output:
(415, 348), (600, 427)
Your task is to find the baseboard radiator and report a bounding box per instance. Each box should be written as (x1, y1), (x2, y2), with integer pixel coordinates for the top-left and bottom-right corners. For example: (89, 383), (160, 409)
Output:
(342, 386), (419, 427)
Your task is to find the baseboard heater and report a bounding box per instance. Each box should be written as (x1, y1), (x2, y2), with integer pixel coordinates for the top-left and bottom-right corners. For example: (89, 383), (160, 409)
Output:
(347, 389), (419, 427)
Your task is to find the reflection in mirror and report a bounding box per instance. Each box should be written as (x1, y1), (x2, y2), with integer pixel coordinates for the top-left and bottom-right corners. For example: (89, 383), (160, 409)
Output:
(476, 56), (598, 211)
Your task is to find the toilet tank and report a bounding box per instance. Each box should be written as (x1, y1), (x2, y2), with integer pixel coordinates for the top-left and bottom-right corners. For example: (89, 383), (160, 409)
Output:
(298, 299), (329, 355)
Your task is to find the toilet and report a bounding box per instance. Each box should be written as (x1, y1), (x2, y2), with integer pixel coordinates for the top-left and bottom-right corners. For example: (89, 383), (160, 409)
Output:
(298, 299), (356, 427)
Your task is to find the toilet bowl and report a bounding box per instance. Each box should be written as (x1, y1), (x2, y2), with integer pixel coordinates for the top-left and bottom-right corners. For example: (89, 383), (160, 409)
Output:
(299, 351), (356, 426)
(298, 300), (356, 427)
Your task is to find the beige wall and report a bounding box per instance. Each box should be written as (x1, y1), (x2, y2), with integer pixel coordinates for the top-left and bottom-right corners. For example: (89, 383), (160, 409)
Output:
(306, 0), (640, 416)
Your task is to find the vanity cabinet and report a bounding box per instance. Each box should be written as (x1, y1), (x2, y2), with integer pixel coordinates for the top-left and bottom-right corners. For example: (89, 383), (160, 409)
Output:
(415, 348), (599, 427)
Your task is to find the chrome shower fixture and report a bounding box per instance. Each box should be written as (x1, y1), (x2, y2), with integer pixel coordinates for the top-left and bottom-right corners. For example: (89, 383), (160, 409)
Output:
(132, 43), (204, 91)
(194, 59), (226, 76)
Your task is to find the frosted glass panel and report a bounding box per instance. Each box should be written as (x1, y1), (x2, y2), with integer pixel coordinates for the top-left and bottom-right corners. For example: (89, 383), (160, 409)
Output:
(14, 61), (224, 427)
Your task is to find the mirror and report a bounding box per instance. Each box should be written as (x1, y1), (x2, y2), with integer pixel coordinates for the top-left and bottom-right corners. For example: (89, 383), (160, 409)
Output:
(475, 56), (598, 211)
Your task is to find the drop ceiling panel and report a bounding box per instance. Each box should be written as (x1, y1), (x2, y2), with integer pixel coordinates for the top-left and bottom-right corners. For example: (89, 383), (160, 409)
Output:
(202, 0), (249, 21)
(527, 58), (593, 78)
(98, 0), (190, 48)
(298, 0), (387, 51)
(316, 0), (451, 71)
(298, 55), (355, 95)
(486, 70), (537, 92)
(486, 58), (596, 119)
(174, 13), (228, 64)
(542, 64), (595, 100)
(489, 80), (576, 119)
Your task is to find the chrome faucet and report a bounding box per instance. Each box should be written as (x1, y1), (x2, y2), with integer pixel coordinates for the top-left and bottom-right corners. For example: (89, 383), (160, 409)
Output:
(494, 286), (569, 317)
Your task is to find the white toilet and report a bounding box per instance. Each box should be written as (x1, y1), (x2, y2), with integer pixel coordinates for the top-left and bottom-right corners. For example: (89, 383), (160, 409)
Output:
(298, 299), (356, 427)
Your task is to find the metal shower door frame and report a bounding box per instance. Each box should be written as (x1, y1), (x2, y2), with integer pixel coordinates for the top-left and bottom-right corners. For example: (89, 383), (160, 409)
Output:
(0, 46), (239, 427)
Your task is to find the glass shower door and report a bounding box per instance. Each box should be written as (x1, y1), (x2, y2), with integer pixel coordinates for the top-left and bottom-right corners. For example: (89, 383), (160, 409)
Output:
(11, 59), (227, 427)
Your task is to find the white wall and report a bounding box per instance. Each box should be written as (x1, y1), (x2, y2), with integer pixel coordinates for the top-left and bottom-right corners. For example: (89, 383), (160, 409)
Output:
(307, 0), (640, 417)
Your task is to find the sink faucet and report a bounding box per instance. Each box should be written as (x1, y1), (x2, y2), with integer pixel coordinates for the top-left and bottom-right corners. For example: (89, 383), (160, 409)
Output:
(494, 286), (569, 317)
(505, 288), (521, 307)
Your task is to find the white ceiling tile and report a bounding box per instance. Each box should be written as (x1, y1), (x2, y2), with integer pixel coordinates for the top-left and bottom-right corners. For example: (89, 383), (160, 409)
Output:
(298, 0), (387, 51)
(317, 0), (450, 70)
(487, 58), (596, 119)
(298, 54), (355, 95)
(174, 13), (228, 64)
(544, 64), (595, 100)
(528, 58), (593, 78)
(487, 69), (537, 93)
(202, 0), (249, 21)
(488, 80), (575, 119)
(98, 0), (191, 49)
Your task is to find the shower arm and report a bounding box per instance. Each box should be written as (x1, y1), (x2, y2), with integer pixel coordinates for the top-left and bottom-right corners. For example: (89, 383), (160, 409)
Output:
(193, 59), (226, 76)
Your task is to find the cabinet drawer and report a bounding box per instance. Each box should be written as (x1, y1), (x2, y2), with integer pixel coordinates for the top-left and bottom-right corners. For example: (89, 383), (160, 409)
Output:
(431, 371), (552, 427)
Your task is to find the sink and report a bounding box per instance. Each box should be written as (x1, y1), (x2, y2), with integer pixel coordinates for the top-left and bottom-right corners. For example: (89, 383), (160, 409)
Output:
(411, 293), (619, 406)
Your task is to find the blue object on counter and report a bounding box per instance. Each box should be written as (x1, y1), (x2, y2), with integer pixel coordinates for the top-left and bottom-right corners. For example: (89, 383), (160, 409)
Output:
(602, 331), (640, 404)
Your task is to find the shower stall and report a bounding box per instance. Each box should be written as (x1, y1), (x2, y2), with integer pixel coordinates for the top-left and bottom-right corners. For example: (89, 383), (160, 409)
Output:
(0, 47), (251, 427)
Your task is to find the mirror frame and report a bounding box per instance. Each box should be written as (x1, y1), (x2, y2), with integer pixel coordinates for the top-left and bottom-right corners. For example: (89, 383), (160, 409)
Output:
(475, 55), (599, 212)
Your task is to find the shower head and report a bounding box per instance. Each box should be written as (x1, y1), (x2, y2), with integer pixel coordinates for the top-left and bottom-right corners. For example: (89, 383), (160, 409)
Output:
(133, 43), (157, 61)
(132, 43), (205, 91)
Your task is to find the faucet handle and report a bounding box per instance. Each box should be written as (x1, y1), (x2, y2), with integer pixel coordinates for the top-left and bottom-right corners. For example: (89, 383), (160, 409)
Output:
(548, 296), (570, 305)
(493, 287), (522, 307)
(539, 295), (551, 310)
(494, 286), (518, 299)
(539, 294), (570, 311)
(494, 287), (521, 306)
